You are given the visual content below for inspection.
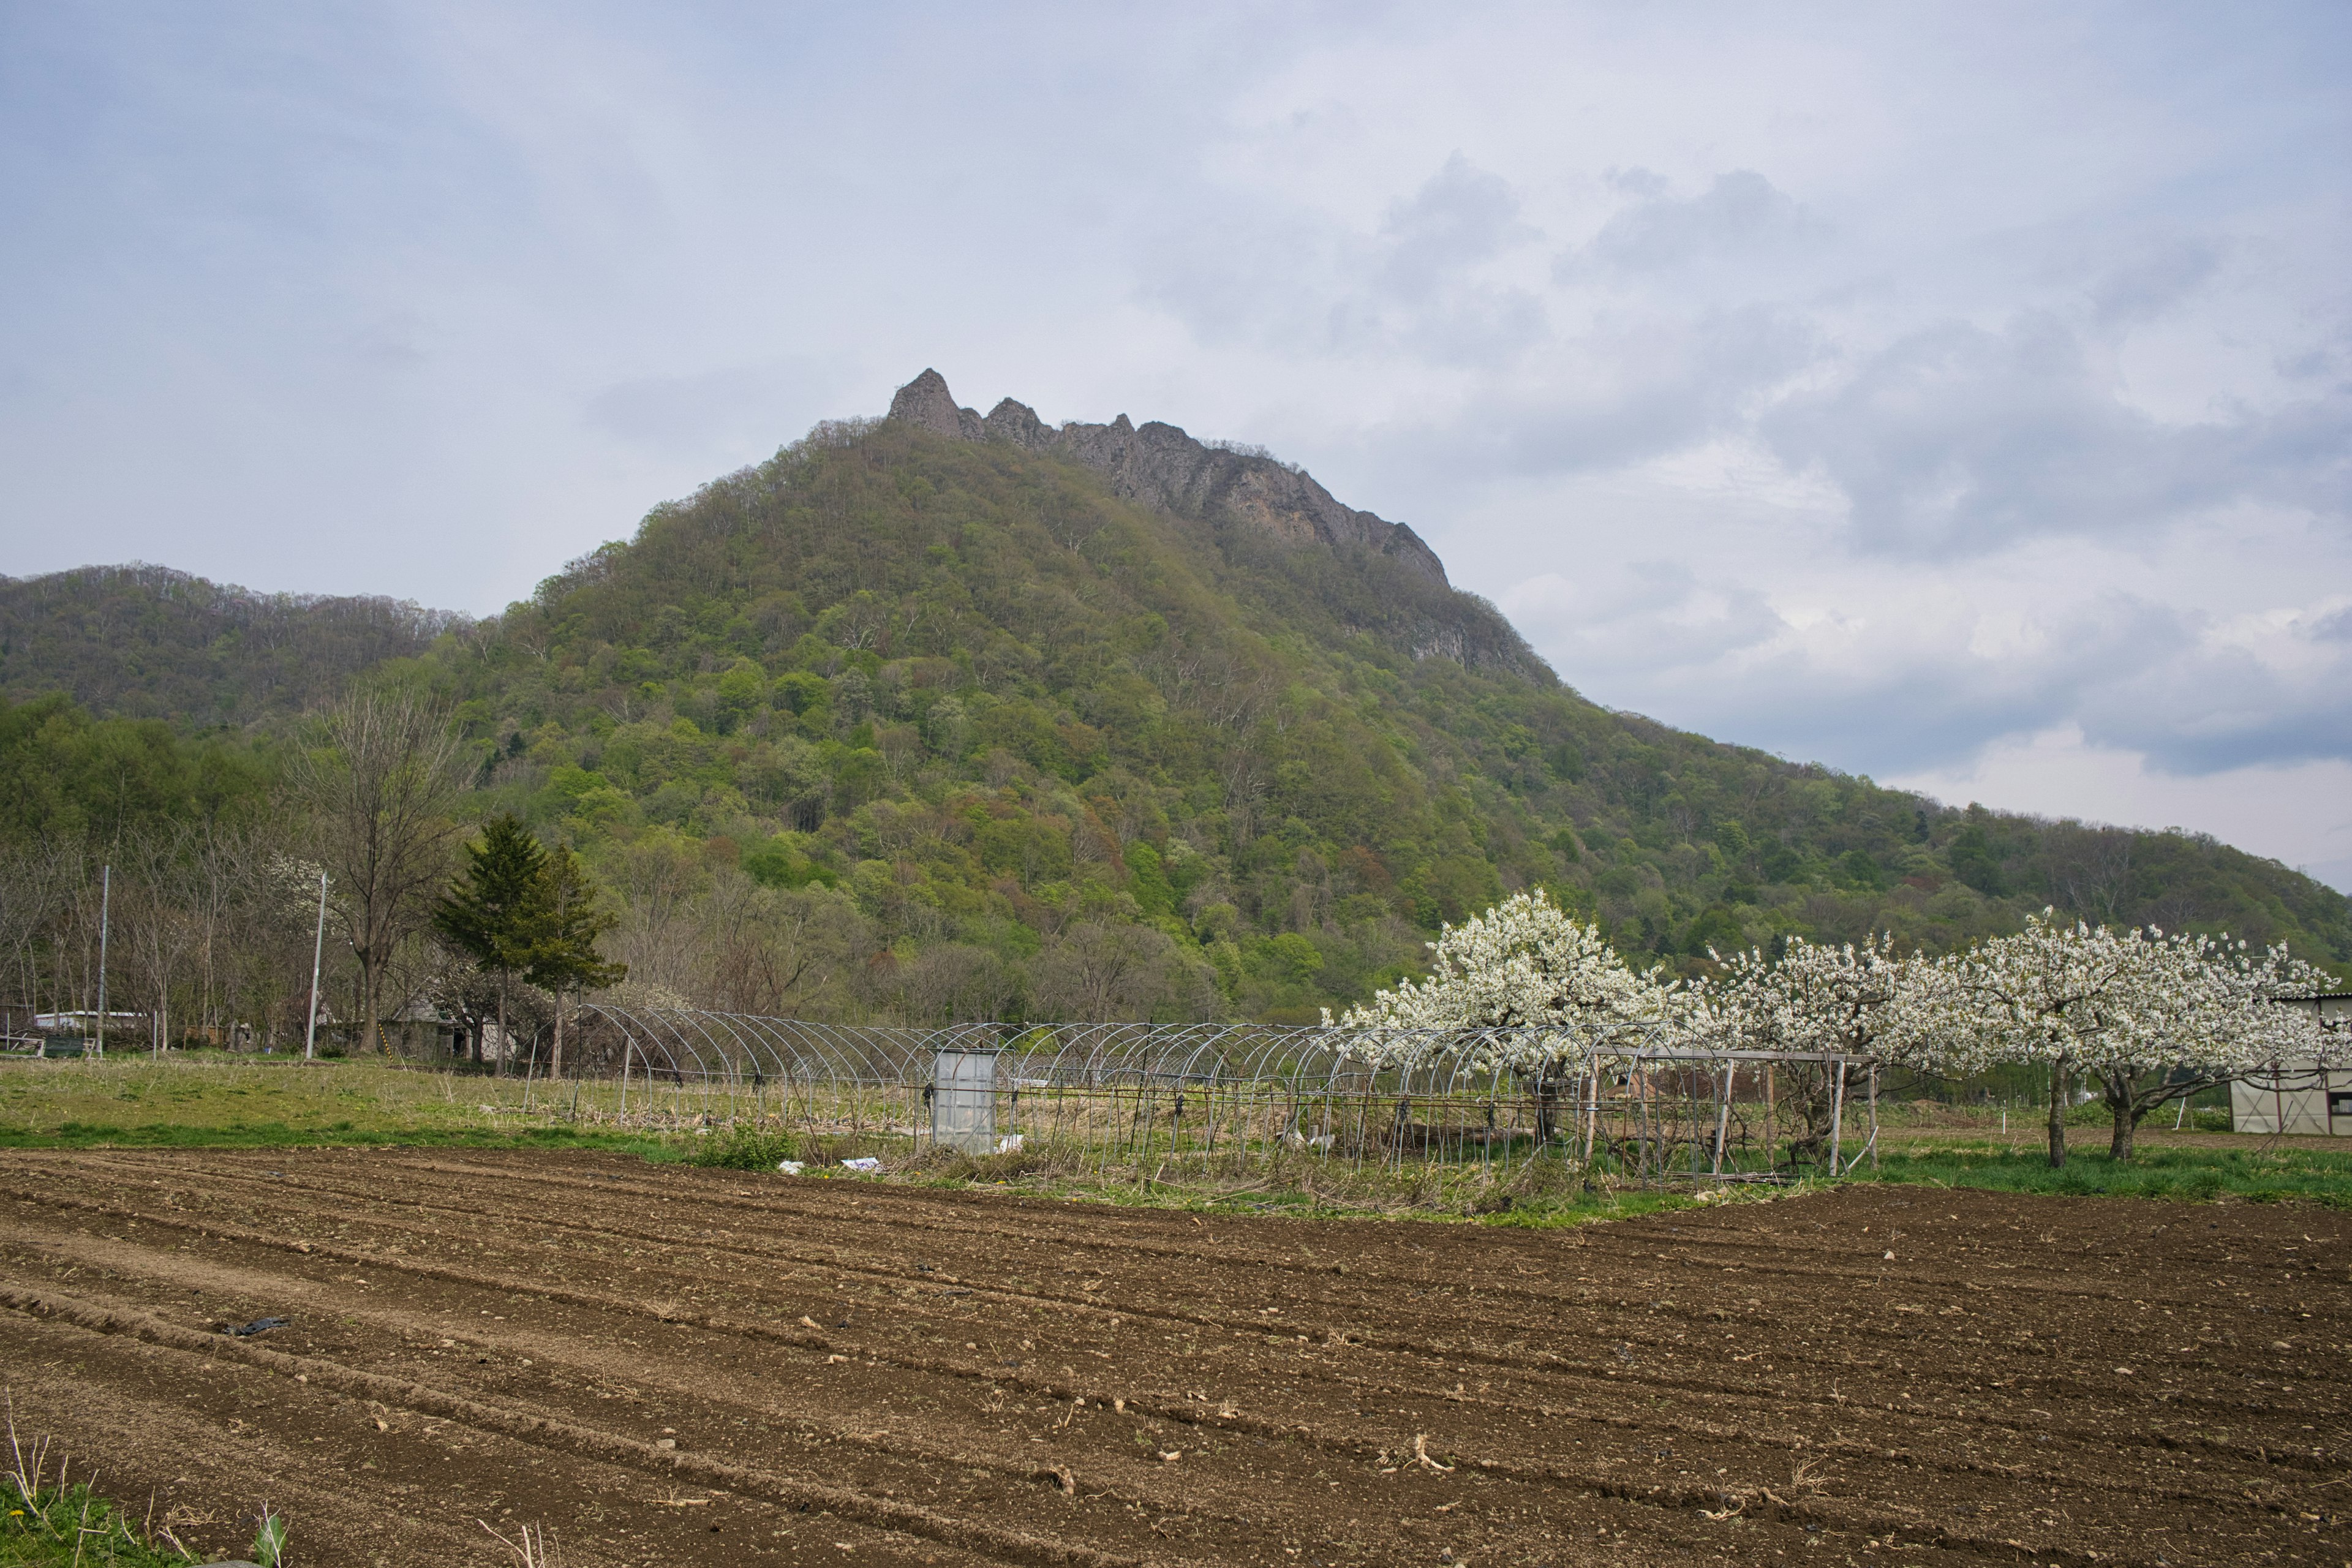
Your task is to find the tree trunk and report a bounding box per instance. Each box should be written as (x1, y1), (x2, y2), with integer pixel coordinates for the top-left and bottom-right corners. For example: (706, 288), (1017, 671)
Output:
(2046, 1057), (2070, 1170)
(493, 973), (507, 1079)
(359, 950), (383, 1058)
(551, 992), (565, 1080)
(2106, 1070), (2138, 1162)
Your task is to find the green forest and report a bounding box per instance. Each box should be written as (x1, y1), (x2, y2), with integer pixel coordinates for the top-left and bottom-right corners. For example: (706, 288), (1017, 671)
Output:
(2, 413), (2345, 1042)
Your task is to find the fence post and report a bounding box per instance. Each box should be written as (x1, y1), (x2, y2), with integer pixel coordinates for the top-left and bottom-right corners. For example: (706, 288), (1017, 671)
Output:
(1867, 1061), (1880, 1172)
(1711, 1062), (1732, 1177)
(1828, 1058), (1845, 1175)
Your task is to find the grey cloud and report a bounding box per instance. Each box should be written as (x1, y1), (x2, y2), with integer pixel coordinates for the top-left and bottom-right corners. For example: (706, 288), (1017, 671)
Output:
(1140, 154), (1547, 367)
(2076, 633), (2352, 774)
(1519, 565), (2352, 784)
(1684, 594), (2187, 777)
(1510, 560), (1787, 675)
(1572, 169), (1821, 275)
(1761, 312), (2352, 557)
(582, 361), (829, 457)
(1410, 304), (1817, 477)
(1375, 153), (1530, 301)
(2086, 238), (2220, 327)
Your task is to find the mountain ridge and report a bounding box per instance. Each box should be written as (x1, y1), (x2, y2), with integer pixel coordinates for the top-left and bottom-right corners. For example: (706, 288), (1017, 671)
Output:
(0, 561), (467, 726)
(882, 369), (1545, 680)
(0, 380), (2343, 1024)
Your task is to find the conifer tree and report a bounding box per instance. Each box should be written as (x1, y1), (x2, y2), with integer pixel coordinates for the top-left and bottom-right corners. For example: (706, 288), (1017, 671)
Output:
(432, 813), (546, 1076)
(524, 842), (625, 1078)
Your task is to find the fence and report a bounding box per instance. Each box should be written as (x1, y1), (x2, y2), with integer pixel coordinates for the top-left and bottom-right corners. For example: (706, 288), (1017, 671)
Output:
(568, 1008), (1885, 1185)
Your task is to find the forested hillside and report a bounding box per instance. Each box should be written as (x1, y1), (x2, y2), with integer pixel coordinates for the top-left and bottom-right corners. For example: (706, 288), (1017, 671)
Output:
(0, 563), (466, 725)
(2, 378), (2344, 1033)
(415, 385), (2350, 1020)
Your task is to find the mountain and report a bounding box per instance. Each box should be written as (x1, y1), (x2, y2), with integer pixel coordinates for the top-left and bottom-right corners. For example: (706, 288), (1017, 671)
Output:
(423, 372), (2350, 1016)
(886, 370), (1540, 677)
(0, 563), (467, 726)
(2, 371), (2345, 1024)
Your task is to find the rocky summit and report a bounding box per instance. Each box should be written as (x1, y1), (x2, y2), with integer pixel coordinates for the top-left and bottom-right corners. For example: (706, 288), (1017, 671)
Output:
(886, 369), (1450, 587)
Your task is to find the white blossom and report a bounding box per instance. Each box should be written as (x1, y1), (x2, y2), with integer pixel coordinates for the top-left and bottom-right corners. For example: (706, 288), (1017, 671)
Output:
(1698, 933), (1950, 1067)
(1330, 888), (1678, 1074)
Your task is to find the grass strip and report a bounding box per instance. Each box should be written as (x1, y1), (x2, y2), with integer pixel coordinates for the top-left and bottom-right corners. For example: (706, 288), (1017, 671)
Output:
(1849, 1139), (2352, 1208)
(0, 1479), (186, 1567)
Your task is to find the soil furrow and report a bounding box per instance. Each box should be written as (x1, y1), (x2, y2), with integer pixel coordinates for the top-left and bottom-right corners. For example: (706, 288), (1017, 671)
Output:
(0, 1148), (2339, 1568)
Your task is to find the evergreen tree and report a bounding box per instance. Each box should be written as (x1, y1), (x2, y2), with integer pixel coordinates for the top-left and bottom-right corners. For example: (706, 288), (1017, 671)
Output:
(524, 842), (625, 1077)
(432, 813), (547, 1075)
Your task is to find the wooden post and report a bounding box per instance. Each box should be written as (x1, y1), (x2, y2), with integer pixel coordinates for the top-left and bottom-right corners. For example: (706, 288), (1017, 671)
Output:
(1867, 1061), (1880, 1172)
(1764, 1063), (1777, 1172)
(1711, 1062), (1732, 1176)
(1828, 1058), (1845, 1176)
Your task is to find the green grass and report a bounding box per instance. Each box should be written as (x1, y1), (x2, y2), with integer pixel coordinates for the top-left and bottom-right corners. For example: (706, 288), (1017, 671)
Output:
(1853, 1139), (2352, 1208)
(0, 1480), (184, 1566)
(0, 1057), (682, 1159)
(7, 1058), (2350, 1217)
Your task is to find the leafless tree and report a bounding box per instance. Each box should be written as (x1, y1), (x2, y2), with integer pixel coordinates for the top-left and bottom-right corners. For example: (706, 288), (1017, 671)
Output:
(0, 840), (77, 1027)
(289, 690), (462, 1055)
(893, 941), (1019, 1024)
(1030, 921), (1175, 1022)
(704, 873), (861, 1016)
(2041, 823), (2136, 925)
(116, 825), (206, 1051)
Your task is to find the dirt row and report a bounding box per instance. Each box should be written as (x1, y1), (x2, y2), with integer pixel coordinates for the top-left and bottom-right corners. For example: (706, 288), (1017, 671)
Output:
(0, 1147), (2341, 1567)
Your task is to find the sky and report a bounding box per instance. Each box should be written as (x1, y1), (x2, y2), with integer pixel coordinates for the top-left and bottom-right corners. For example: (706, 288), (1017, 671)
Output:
(3, 2), (2348, 888)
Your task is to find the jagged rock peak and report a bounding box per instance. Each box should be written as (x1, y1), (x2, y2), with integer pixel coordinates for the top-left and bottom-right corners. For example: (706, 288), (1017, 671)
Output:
(884, 370), (1449, 587)
(886, 368), (984, 441)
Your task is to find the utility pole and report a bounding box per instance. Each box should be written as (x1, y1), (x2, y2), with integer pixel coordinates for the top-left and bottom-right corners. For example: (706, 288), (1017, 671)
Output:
(304, 871), (328, 1061)
(95, 864), (110, 1058)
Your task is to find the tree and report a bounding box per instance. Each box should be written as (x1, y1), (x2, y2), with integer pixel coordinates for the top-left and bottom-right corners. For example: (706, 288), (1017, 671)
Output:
(2074, 934), (2332, 1161)
(1030, 921), (1184, 1022)
(290, 690), (462, 1055)
(432, 814), (548, 1076)
(1702, 935), (1945, 1169)
(116, 823), (204, 1053)
(1948, 913), (2142, 1169)
(524, 843), (625, 1077)
(1336, 888), (1679, 1072)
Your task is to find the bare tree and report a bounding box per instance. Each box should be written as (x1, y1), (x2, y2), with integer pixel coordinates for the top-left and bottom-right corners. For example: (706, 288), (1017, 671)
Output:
(894, 941), (1019, 1024)
(117, 824), (205, 1052)
(290, 690), (462, 1055)
(1030, 921), (1175, 1022)
(0, 840), (77, 1028)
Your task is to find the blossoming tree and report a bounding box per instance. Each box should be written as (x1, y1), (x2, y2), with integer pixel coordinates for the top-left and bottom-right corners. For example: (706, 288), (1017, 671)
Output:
(1701, 933), (1950, 1169)
(1944, 912), (2336, 1166)
(1945, 913), (2146, 1169)
(2073, 935), (2335, 1161)
(1332, 888), (1679, 1140)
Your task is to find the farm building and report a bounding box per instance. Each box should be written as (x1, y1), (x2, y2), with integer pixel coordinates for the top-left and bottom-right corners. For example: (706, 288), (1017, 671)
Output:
(2233, 993), (2351, 1134)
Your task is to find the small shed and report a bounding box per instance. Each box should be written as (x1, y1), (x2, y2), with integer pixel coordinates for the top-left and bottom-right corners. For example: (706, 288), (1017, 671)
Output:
(2233, 993), (2352, 1134)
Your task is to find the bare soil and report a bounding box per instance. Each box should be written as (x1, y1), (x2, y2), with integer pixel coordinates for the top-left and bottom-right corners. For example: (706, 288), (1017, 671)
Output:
(0, 1149), (2341, 1568)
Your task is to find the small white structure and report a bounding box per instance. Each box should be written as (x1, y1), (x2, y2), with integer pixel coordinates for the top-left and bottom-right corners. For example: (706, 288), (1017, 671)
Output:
(2233, 994), (2352, 1134)
(930, 1044), (1001, 1153)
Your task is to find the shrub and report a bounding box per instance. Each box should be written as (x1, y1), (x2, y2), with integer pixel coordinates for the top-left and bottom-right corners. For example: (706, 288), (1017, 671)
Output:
(688, 1127), (799, 1170)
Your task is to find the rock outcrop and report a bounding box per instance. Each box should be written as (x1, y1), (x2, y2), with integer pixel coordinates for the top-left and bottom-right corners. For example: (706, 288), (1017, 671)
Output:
(886, 369), (1450, 589)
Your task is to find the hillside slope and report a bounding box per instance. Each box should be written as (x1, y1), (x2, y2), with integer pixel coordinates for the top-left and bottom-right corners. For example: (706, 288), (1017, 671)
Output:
(0, 563), (465, 726)
(401, 373), (2347, 1019)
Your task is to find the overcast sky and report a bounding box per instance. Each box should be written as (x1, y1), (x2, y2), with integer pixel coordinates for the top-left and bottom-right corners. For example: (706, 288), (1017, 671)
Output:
(4, 2), (2348, 888)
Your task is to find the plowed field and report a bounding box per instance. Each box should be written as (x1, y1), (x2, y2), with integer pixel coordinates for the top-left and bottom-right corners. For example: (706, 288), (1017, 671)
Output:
(0, 1149), (2341, 1567)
